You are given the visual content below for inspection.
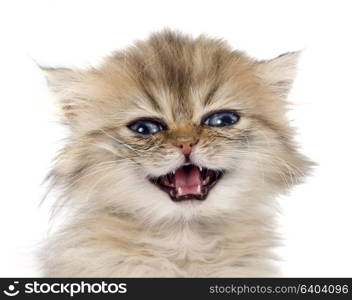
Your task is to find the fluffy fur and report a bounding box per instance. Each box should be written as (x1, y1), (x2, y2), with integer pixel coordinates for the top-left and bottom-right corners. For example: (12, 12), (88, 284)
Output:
(40, 30), (312, 277)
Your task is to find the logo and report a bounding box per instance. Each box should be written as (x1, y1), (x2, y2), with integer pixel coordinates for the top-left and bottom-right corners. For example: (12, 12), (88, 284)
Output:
(3, 281), (20, 297)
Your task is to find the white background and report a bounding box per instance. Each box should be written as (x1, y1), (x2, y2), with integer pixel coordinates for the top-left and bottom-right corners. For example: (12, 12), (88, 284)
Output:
(0, 0), (351, 277)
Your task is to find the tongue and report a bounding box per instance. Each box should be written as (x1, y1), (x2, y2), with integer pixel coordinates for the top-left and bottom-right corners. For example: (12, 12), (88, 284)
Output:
(174, 166), (202, 196)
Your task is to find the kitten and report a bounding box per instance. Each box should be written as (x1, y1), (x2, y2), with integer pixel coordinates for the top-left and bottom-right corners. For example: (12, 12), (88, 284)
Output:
(40, 30), (312, 277)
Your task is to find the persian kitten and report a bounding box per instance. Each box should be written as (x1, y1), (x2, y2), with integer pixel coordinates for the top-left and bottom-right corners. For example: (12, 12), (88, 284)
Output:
(40, 31), (312, 277)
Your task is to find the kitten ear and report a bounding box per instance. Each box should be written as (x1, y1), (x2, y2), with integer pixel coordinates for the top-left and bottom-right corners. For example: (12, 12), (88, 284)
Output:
(256, 51), (300, 98)
(41, 67), (88, 125)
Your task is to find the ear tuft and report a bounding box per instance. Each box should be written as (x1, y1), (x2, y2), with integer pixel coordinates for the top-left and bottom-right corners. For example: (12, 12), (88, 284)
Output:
(256, 51), (301, 98)
(40, 67), (86, 125)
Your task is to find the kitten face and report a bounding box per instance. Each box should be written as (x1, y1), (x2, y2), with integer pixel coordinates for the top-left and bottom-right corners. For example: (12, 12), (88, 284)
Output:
(45, 31), (311, 226)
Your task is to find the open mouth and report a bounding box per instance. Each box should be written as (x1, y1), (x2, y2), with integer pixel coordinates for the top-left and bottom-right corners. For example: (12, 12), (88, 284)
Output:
(149, 164), (223, 202)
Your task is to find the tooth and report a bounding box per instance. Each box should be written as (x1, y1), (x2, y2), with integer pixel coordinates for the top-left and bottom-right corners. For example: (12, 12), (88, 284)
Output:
(172, 170), (175, 175)
(203, 176), (210, 185)
(177, 187), (182, 195)
(197, 185), (201, 194)
(199, 166), (203, 171)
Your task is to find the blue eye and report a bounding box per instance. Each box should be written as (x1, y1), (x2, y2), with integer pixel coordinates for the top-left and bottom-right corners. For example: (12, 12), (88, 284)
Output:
(202, 111), (240, 127)
(128, 119), (166, 135)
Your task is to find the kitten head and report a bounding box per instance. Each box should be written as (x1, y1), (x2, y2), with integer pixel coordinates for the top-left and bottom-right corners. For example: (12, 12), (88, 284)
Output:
(44, 31), (312, 227)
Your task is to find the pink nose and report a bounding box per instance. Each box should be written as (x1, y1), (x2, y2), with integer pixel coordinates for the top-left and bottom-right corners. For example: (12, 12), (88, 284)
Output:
(175, 138), (199, 157)
(178, 142), (194, 155)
